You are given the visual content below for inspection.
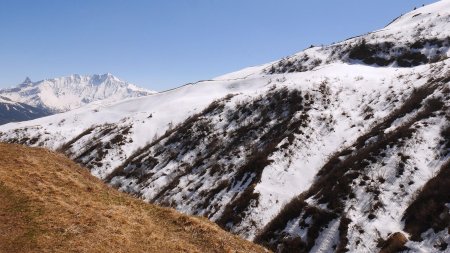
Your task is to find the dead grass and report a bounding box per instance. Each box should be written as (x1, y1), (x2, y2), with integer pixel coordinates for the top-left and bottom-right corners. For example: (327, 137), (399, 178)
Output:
(0, 143), (269, 253)
(378, 232), (408, 253)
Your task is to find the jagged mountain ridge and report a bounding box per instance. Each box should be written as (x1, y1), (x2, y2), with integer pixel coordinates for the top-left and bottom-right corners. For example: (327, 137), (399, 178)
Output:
(1, 1), (450, 252)
(0, 73), (155, 113)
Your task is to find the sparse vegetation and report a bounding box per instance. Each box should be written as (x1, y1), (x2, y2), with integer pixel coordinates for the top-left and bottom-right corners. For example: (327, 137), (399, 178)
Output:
(255, 76), (448, 251)
(347, 37), (450, 67)
(0, 143), (268, 253)
(266, 54), (323, 74)
(403, 159), (450, 241)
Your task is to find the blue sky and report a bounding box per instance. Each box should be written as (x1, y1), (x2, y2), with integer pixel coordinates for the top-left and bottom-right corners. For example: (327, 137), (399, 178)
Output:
(0, 0), (437, 91)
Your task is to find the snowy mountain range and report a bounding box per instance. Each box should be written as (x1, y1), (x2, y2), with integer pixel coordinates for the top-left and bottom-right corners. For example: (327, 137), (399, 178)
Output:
(1, 1), (449, 252)
(0, 74), (154, 124)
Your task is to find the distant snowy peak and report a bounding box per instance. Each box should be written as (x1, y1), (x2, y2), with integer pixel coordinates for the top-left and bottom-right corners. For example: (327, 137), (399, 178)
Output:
(0, 74), (155, 112)
(18, 77), (33, 88)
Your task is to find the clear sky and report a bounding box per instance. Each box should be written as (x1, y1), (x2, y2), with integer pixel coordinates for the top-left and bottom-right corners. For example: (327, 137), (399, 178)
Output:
(0, 0), (438, 91)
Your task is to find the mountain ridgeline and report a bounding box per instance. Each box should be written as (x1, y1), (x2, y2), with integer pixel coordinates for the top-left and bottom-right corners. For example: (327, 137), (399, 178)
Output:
(1, 1), (450, 252)
(0, 74), (154, 125)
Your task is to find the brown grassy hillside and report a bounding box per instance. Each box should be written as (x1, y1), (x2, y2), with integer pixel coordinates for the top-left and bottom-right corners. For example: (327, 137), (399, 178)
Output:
(0, 143), (268, 253)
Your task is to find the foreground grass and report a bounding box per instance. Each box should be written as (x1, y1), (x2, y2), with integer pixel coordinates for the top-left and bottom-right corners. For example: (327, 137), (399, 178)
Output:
(0, 143), (268, 253)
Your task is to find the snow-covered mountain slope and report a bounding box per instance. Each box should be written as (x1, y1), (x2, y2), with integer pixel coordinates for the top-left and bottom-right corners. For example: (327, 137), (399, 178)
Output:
(1, 1), (450, 252)
(0, 74), (155, 113)
(0, 96), (51, 125)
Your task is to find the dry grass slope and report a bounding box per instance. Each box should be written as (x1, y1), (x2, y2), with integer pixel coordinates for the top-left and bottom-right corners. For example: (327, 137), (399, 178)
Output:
(0, 143), (269, 253)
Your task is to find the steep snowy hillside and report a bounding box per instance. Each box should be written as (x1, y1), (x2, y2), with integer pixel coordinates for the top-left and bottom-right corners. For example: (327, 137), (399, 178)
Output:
(1, 1), (449, 252)
(0, 96), (51, 125)
(0, 74), (154, 113)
